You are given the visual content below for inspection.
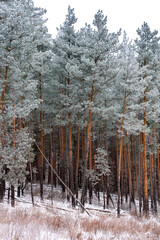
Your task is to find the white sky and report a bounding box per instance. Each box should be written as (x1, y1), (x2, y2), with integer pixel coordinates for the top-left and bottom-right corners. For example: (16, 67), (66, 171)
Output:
(34, 0), (160, 40)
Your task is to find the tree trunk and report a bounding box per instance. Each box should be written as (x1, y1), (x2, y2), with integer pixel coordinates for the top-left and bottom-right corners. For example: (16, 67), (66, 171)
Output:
(89, 129), (92, 204)
(152, 154), (157, 214)
(149, 154), (153, 211)
(134, 136), (138, 196)
(0, 180), (5, 202)
(157, 133), (160, 203)
(29, 158), (34, 206)
(126, 136), (133, 210)
(130, 135), (135, 200)
(68, 113), (75, 206)
(1, 66), (9, 113)
(81, 79), (94, 206)
(39, 76), (44, 200)
(104, 122), (110, 207)
(11, 98), (16, 207)
(52, 128), (56, 187)
(75, 114), (80, 198)
(59, 126), (65, 193)
(81, 108), (92, 206)
(11, 185), (15, 207)
(139, 133), (142, 215)
(117, 88), (126, 217)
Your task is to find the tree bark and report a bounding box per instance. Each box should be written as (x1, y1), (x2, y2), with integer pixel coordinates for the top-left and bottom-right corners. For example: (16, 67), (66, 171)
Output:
(157, 133), (160, 203)
(39, 76), (44, 200)
(139, 133), (142, 215)
(75, 114), (80, 198)
(143, 93), (149, 214)
(117, 88), (126, 217)
(1, 66), (9, 113)
(81, 79), (94, 206)
(81, 108), (92, 206)
(68, 112), (75, 206)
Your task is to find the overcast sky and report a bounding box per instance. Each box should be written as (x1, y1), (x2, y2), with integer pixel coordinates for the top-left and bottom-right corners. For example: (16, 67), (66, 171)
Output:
(34, 0), (160, 40)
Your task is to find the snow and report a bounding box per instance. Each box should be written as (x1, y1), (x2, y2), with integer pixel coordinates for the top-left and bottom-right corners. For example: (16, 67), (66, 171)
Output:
(0, 184), (160, 239)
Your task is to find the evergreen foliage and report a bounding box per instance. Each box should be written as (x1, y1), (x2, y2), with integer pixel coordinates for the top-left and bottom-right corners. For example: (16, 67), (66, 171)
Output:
(0, 0), (160, 216)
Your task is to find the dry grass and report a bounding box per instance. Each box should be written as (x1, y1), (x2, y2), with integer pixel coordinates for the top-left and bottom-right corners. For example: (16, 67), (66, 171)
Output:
(0, 204), (160, 240)
(80, 214), (160, 239)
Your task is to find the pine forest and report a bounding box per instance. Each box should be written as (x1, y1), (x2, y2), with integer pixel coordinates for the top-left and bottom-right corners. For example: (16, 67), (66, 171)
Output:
(0, 1), (160, 234)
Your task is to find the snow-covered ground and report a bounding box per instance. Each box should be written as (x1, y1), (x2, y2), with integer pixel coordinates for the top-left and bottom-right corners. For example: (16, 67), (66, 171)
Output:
(0, 184), (160, 240)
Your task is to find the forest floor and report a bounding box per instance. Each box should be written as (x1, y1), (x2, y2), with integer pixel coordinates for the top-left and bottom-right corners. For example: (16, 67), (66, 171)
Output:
(0, 184), (160, 240)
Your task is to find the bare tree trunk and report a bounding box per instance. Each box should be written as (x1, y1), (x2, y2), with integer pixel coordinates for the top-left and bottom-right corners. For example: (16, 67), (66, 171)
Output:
(104, 122), (111, 207)
(139, 133), (142, 215)
(126, 135), (133, 210)
(11, 97), (16, 207)
(102, 175), (105, 209)
(81, 80), (94, 206)
(39, 76), (44, 200)
(81, 108), (92, 206)
(117, 88), (126, 217)
(123, 146), (128, 203)
(157, 132), (160, 203)
(1, 66), (9, 113)
(29, 158), (34, 206)
(130, 135), (135, 201)
(11, 185), (15, 207)
(153, 154), (157, 214)
(75, 114), (80, 198)
(134, 136), (138, 197)
(0, 67), (9, 202)
(68, 113), (75, 206)
(149, 154), (153, 211)
(59, 126), (65, 193)
(143, 94), (149, 214)
(52, 127), (56, 187)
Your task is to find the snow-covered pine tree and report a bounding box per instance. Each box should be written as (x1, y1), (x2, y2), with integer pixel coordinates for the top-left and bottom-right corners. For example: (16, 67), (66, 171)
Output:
(52, 6), (78, 205)
(135, 22), (160, 214)
(68, 10), (121, 205)
(115, 32), (143, 216)
(0, 0), (50, 205)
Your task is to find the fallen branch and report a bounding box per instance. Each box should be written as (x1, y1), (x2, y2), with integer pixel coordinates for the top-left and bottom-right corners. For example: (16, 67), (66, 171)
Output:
(35, 142), (91, 217)
(86, 207), (111, 213)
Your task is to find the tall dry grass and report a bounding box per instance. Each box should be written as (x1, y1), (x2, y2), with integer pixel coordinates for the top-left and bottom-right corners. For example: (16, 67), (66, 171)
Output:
(0, 204), (160, 240)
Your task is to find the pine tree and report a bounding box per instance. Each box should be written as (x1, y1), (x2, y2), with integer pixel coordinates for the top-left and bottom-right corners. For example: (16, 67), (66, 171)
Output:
(68, 10), (121, 205)
(135, 22), (160, 214)
(52, 6), (78, 205)
(0, 0), (51, 204)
